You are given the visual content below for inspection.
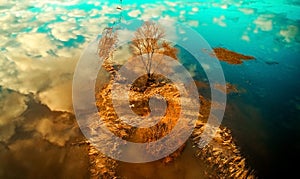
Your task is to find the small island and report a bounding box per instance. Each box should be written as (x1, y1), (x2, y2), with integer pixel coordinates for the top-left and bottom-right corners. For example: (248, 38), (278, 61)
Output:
(84, 21), (256, 178)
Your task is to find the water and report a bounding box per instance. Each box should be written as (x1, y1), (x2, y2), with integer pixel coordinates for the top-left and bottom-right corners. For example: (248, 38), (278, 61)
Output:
(0, 0), (299, 178)
(118, 140), (214, 179)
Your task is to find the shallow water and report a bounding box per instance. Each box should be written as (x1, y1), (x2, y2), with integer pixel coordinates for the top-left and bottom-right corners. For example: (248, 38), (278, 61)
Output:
(118, 140), (214, 179)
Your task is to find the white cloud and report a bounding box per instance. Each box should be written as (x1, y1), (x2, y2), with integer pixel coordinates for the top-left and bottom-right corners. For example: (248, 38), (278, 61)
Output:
(42, 0), (81, 6)
(192, 7), (199, 12)
(118, 29), (135, 43)
(0, 89), (28, 142)
(35, 114), (77, 147)
(201, 63), (210, 71)
(16, 33), (56, 57)
(36, 12), (57, 23)
(99, 5), (117, 16)
(280, 25), (298, 43)
(188, 20), (199, 27)
(188, 64), (197, 78)
(165, 1), (177, 7)
(158, 17), (178, 42)
(241, 34), (250, 42)
(212, 3), (228, 9)
(38, 80), (73, 112)
(220, 4), (228, 9)
(254, 14), (274, 32)
(128, 10), (141, 18)
(213, 15), (227, 27)
(0, 55), (76, 92)
(0, 36), (9, 51)
(55, 47), (82, 58)
(67, 9), (86, 17)
(0, 53), (78, 113)
(140, 4), (166, 20)
(49, 21), (77, 42)
(239, 8), (254, 15)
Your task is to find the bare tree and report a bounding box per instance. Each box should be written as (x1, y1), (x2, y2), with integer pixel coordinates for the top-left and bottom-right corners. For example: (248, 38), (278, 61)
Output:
(131, 21), (177, 80)
(98, 27), (118, 73)
(98, 27), (118, 60)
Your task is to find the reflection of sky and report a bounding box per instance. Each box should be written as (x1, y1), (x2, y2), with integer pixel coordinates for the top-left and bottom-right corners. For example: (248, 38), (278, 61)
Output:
(0, 0), (300, 178)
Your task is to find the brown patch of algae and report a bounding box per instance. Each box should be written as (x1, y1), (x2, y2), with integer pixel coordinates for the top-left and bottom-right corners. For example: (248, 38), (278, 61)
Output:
(214, 83), (245, 94)
(212, 47), (255, 64)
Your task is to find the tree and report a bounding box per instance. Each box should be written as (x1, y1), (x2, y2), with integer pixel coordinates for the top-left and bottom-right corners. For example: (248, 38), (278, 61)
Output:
(98, 27), (118, 74)
(131, 21), (177, 80)
(98, 28), (118, 60)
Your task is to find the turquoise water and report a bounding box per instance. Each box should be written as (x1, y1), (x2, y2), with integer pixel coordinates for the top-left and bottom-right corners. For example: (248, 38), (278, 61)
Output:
(0, 0), (299, 178)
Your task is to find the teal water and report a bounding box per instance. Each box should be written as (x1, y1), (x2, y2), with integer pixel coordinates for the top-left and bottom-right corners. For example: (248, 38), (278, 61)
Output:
(0, 0), (299, 178)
